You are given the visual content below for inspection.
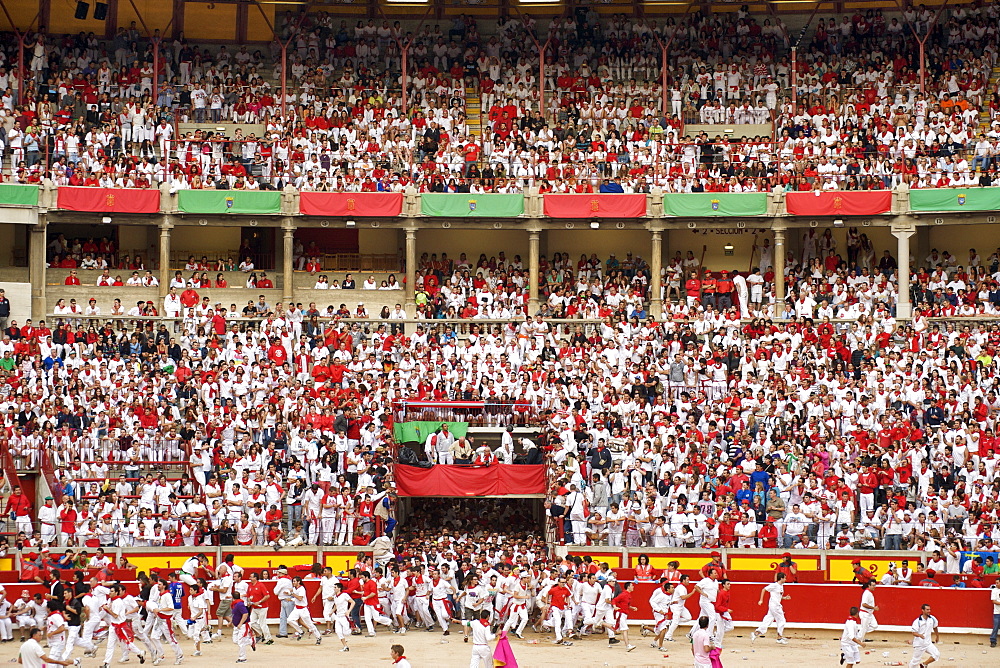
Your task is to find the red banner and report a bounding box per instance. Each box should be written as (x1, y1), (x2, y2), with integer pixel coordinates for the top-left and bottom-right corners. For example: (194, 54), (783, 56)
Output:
(394, 464), (546, 497)
(785, 191), (892, 216)
(543, 194), (647, 218)
(57, 187), (160, 214)
(299, 192), (403, 217)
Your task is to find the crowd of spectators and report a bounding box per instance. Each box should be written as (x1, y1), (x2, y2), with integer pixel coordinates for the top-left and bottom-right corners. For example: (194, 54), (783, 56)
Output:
(0, 221), (999, 561)
(3, 6), (1000, 567)
(4, 5), (1000, 193)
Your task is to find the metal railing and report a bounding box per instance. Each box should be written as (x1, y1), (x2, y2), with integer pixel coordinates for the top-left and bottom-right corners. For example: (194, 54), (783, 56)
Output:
(392, 400), (538, 426)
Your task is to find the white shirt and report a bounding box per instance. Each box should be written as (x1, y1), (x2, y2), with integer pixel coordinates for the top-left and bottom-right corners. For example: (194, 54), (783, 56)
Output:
(463, 618), (496, 645)
(911, 614), (938, 646)
(696, 577), (718, 604)
(763, 581), (784, 608)
(320, 576), (338, 600)
(334, 592), (353, 617)
(18, 638), (45, 668)
(273, 576), (293, 601)
(841, 617), (861, 646)
(670, 583), (688, 606)
(649, 586), (671, 615)
(860, 589), (876, 615)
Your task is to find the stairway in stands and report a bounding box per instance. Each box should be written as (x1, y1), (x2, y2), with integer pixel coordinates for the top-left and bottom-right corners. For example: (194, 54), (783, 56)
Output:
(466, 85), (483, 139)
(979, 64), (1000, 132)
(1, 447), (21, 492)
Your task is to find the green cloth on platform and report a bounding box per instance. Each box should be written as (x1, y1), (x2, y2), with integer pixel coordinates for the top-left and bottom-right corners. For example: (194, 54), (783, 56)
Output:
(909, 188), (1000, 212)
(0, 184), (39, 206)
(393, 421), (469, 442)
(663, 192), (768, 217)
(176, 190), (282, 214)
(420, 193), (524, 217)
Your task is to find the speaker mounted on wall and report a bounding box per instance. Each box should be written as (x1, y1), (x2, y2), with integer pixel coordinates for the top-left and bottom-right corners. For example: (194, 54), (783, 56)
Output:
(94, 2), (108, 20)
(74, 1), (90, 20)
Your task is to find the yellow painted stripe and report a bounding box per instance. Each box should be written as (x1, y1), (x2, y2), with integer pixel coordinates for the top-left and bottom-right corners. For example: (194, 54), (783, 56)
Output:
(730, 557), (820, 571)
(230, 553), (315, 569)
(0, 557), (12, 571)
(324, 553), (363, 572)
(829, 558), (897, 581)
(125, 555), (202, 572)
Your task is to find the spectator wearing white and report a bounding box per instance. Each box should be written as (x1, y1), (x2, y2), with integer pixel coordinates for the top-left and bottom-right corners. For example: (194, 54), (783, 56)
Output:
(163, 287), (181, 318)
(429, 424), (456, 465)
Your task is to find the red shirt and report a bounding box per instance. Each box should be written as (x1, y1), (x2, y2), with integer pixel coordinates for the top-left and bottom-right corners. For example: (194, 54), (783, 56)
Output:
(548, 585), (571, 609)
(267, 344), (287, 365)
(612, 590), (632, 613)
(246, 581), (269, 607)
(362, 578), (380, 605)
(714, 588), (731, 614)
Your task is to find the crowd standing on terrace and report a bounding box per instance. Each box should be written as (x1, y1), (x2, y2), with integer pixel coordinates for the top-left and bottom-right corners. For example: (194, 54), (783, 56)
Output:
(3, 5), (1000, 192)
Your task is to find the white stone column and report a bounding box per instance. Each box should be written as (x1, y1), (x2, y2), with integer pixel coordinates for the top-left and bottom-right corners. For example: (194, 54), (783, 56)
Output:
(650, 229), (663, 318)
(282, 220), (296, 304)
(773, 226), (786, 311)
(404, 225), (417, 310)
(528, 227), (541, 313)
(893, 224), (916, 319)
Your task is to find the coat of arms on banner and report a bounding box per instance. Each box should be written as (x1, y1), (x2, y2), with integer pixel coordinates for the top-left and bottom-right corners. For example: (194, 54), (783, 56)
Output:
(468, 199), (477, 212)
(346, 198), (357, 210)
(711, 199), (720, 211)
(832, 196), (844, 210)
(105, 193), (115, 208)
(226, 196), (234, 209)
(957, 192), (966, 205)
(590, 199), (600, 212)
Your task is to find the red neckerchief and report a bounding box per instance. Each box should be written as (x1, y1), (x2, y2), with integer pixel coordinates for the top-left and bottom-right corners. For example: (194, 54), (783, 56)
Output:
(848, 615), (861, 623)
(392, 657), (407, 664)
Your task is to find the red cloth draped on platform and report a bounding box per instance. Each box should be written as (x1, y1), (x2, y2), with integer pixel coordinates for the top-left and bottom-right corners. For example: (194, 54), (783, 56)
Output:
(57, 187), (160, 213)
(299, 192), (404, 216)
(394, 464), (546, 497)
(785, 191), (892, 216)
(542, 193), (647, 218)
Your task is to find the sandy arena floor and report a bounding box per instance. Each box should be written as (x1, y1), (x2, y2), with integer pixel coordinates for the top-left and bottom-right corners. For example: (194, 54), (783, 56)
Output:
(8, 627), (994, 668)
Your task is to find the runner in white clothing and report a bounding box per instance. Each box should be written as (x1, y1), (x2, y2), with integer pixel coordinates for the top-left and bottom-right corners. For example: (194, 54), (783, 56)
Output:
(149, 581), (184, 664)
(841, 606), (866, 668)
(286, 577), (322, 643)
(462, 611), (496, 668)
(693, 570), (720, 638)
(19, 627), (77, 668)
(647, 580), (672, 650)
(331, 583), (353, 652)
(751, 572), (791, 644)
(665, 574), (695, 641)
(858, 581), (879, 641)
(187, 584), (209, 657)
(909, 604), (940, 668)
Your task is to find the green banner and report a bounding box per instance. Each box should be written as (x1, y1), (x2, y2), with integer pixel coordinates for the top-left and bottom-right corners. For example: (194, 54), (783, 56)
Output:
(393, 421), (469, 443)
(909, 188), (1000, 212)
(176, 190), (281, 214)
(0, 184), (39, 206)
(663, 192), (768, 217)
(421, 193), (524, 217)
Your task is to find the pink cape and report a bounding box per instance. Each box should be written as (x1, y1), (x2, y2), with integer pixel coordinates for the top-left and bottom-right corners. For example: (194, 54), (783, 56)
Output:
(493, 631), (518, 668)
